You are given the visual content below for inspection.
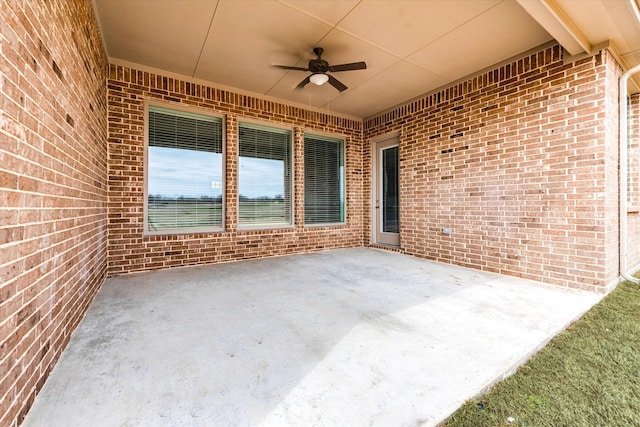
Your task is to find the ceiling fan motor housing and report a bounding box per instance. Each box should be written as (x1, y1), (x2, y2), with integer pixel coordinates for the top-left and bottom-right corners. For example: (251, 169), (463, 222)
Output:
(310, 47), (328, 73)
(309, 59), (329, 73)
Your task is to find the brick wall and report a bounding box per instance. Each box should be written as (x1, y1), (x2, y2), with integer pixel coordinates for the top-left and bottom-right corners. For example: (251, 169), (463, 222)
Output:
(364, 44), (621, 292)
(631, 94), (640, 209)
(106, 65), (364, 275)
(627, 94), (640, 273)
(602, 49), (623, 289)
(0, 0), (107, 425)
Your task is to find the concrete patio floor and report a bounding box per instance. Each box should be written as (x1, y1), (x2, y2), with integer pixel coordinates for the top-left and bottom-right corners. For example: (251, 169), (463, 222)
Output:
(23, 248), (601, 426)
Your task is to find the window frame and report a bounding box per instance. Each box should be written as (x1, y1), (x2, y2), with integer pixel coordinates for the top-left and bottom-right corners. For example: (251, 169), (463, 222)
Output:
(143, 100), (226, 236)
(236, 118), (294, 230)
(303, 130), (347, 227)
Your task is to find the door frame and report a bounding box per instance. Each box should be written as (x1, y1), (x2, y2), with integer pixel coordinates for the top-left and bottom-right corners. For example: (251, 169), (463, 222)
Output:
(371, 132), (400, 247)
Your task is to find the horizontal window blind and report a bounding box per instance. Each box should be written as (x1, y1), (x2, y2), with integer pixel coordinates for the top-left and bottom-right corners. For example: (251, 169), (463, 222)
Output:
(149, 107), (222, 153)
(304, 134), (344, 224)
(147, 105), (223, 232)
(238, 123), (292, 227)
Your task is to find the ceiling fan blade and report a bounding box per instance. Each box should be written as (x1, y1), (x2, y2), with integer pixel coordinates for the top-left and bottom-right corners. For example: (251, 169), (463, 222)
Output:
(273, 65), (309, 71)
(295, 75), (311, 89)
(328, 61), (366, 72)
(327, 75), (348, 92)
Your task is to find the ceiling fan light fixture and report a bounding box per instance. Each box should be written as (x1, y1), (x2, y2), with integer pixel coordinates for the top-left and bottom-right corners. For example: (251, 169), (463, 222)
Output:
(310, 73), (329, 86)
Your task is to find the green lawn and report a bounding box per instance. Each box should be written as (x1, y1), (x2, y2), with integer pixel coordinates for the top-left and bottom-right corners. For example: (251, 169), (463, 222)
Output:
(148, 201), (223, 229)
(148, 200), (288, 230)
(442, 281), (640, 427)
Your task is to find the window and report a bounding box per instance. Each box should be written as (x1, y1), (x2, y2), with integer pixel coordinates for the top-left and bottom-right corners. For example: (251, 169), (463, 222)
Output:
(238, 122), (292, 227)
(146, 104), (223, 233)
(304, 134), (345, 225)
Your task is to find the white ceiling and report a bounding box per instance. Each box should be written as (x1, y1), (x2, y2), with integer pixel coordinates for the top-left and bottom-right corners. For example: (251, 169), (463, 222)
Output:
(92, 0), (640, 119)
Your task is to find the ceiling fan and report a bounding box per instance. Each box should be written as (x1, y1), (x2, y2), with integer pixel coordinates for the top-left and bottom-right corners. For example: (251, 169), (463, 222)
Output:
(273, 47), (366, 92)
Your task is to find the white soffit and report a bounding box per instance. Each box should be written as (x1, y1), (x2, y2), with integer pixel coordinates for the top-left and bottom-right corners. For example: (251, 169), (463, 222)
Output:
(96, 0), (218, 76)
(92, 0), (640, 118)
(194, 0), (333, 94)
(325, 61), (448, 119)
(518, 0), (640, 58)
(335, 0), (502, 58)
(279, 0), (361, 26)
(557, 0), (640, 55)
(407, 0), (551, 81)
(516, 0), (590, 55)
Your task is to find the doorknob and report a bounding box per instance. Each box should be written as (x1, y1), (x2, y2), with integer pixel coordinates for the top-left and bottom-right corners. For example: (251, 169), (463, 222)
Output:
(375, 200), (379, 209)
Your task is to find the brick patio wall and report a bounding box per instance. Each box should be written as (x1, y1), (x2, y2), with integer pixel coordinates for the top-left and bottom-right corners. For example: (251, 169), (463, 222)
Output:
(627, 94), (640, 273)
(364, 44), (624, 292)
(602, 48), (624, 290)
(106, 65), (364, 276)
(0, 0), (107, 426)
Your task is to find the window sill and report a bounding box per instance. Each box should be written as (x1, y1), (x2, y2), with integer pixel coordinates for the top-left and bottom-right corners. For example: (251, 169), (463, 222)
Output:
(143, 227), (225, 237)
(237, 224), (294, 232)
(304, 222), (347, 228)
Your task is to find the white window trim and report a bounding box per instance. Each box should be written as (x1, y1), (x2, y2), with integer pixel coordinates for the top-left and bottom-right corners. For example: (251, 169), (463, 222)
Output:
(143, 99), (226, 236)
(236, 118), (295, 231)
(303, 129), (347, 228)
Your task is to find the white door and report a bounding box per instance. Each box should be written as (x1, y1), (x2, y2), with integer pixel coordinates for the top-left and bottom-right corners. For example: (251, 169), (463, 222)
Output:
(374, 137), (400, 246)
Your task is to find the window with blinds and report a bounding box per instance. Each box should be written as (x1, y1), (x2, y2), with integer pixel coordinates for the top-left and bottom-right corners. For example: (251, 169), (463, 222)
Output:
(238, 122), (292, 227)
(304, 134), (345, 225)
(146, 105), (223, 233)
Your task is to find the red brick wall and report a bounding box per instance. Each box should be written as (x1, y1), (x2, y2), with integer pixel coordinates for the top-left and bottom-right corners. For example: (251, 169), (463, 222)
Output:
(602, 50), (623, 289)
(630, 94), (640, 209)
(364, 45), (620, 292)
(106, 65), (364, 275)
(0, 0), (107, 425)
(626, 94), (640, 274)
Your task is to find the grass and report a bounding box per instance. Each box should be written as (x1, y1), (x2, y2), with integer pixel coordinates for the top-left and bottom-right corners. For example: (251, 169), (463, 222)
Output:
(442, 281), (640, 427)
(149, 200), (288, 229)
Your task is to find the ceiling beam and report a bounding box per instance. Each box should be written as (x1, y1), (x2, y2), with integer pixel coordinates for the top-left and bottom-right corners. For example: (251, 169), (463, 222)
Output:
(516, 0), (591, 55)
